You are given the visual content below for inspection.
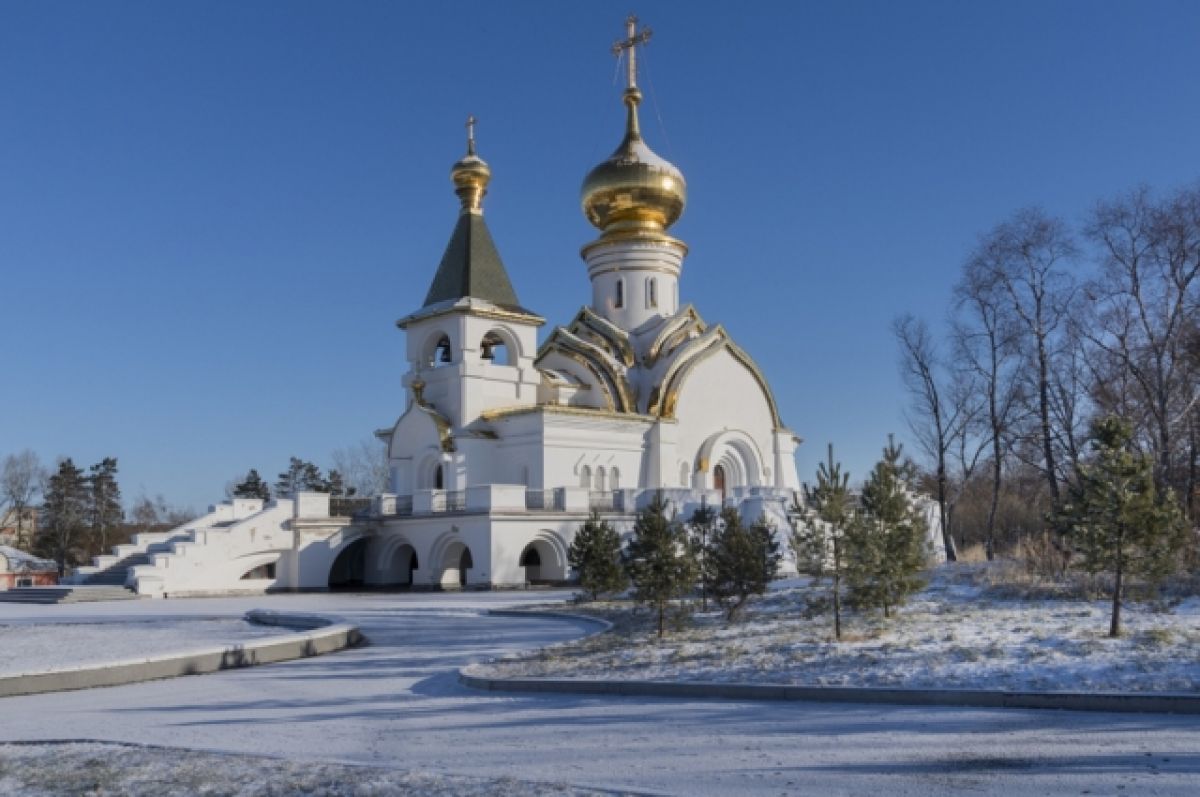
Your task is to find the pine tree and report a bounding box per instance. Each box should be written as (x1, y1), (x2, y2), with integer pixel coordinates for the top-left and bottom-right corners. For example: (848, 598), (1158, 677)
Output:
(275, 458), (328, 498)
(87, 457), (123, 556)
(327, 469), (356, 497)
(623, 493), (697, 637)
(844, 437), (928, 617)
(568, 511), (628, 601)
(791, 444), (853, 639)
(233, 469), (271, 501)
(687, 502), (719, 611)
(707, 507), (781, 621)
(37, 458), (89, 574)
(1056, 416), (1186, 637)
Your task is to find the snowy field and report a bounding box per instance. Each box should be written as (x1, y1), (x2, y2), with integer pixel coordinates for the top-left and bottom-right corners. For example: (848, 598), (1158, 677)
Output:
(482, 566), (1200, 693)
(0, 590), (1197, 795)
(0, 617), (293, 676)
(0, 742), (611, 796)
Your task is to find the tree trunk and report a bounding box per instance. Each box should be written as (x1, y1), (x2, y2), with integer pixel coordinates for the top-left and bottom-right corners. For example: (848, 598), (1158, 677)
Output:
(936, 455), (958, 562)
(1109, 536), (1124, 638)
(833, 554), (842, 641)
(986, 431), (1002, 561)
(1036, 337), (1060, 507)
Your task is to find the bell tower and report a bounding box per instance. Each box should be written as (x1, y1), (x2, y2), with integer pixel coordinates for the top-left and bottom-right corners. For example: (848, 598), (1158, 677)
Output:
(396, 118), (544, 429)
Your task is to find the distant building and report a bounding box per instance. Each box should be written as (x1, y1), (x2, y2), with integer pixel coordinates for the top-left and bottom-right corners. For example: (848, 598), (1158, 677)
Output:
(0, 546), (58, 589)
(0, 508), (38, 550)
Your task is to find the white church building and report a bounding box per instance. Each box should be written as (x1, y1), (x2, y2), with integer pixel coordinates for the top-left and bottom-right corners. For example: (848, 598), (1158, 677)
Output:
(72, 19), (824, 597)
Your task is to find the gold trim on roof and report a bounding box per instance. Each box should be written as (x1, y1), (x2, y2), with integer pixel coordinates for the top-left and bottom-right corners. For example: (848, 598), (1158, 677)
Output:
(480, 404), (659, 423)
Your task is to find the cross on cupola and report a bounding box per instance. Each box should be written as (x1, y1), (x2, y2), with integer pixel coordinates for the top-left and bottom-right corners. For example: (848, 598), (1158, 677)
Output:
(465, 114), (477, 156)
(611, 14), (652, 90)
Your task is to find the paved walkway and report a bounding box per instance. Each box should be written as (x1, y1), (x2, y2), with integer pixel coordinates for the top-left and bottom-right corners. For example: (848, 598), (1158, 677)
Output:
(1, 592), (1198, 795)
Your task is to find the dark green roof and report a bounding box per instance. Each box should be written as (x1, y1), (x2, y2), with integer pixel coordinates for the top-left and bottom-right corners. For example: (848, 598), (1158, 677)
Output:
(423, 212), (522, 309)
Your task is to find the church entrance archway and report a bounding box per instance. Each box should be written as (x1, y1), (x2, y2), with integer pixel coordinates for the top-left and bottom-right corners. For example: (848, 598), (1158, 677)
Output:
(438, 540), (473, 589)
(328, 538), (367, 590)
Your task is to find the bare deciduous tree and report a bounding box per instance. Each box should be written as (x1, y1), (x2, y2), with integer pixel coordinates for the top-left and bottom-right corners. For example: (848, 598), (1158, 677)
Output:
(965, 208), (1078, 509)
(1084, 185), (1200, 515)
(894, 314), (976, 562)
(331, 437), (390, 497)
(1, 450), (46, 550)
(954, 258), (1024, 559)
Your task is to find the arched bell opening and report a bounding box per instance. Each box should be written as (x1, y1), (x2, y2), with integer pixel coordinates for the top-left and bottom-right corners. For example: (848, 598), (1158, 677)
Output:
(423, 332), (454, 369)
(328, 538), (368, 591)
(479, 331), (511, 366)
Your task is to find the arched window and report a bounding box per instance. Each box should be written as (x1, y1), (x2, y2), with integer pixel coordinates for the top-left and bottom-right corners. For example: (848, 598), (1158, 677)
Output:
(610, 467), (620, 490)
(434, 464), (444, 491)
(579, 465), (592, 489)
(595, 466), (607, 492)
(479, 331), (510, 365)
(647, 277), (657, 308)
(714, 464), (727, 502)
(615, 279), (624, 309)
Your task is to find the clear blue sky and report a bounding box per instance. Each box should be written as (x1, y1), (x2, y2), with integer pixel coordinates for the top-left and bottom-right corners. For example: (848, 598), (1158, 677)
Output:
(2, 1), (1198, 511)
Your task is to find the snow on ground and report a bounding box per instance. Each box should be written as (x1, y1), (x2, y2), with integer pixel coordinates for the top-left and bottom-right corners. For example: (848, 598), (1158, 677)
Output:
(0, 592), (1197, 796)
(483, 566), (1200, 693)
(0, 742), (614, 796)
(0, 618), (293, 676)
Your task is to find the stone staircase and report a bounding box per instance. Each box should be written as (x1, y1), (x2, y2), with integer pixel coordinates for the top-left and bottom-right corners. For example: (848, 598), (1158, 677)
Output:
(78, 534), (192, 587)
(0, 585), (141, 604)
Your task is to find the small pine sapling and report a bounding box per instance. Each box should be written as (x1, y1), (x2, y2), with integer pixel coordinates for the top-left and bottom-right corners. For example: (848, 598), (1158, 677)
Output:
(623, 492), (697, 637)
(844, 437), (928, 617)
(1055, 416), (1186, 637)
(790, 444), (853, 639)
(687, 502), (719, 611)
(708, 507), (782, 622)
(568, 511), (628, 601)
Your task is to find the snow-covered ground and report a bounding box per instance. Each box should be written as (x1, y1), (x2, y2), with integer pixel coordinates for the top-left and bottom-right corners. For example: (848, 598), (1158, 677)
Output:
(0, 742), (610, 796)
(483, 567), (1200, 693)
(0, 589), (1197, 795)
(0, 618), (293, 676)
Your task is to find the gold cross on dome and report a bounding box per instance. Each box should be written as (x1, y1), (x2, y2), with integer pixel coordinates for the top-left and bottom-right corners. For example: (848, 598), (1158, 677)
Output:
(465, 114), (477, 155)
(611, 14), (652, 90)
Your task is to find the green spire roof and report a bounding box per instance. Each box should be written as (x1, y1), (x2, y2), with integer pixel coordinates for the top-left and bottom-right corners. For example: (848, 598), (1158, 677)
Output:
(422, 213), (522, 310)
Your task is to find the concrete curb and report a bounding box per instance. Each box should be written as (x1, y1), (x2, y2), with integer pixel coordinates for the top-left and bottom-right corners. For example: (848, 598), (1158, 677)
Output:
(462, 610), (1200, 715)
(0, 611), (364, 699)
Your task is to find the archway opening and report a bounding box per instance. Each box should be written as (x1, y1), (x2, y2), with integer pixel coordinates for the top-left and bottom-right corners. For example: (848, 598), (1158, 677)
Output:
(328, 538), (367, 591)
(520, 545), (542, 583)
(519, 538), (568, 585)
(714, 464), (727, 503)
(384, 543), (418, 587)
(439, 541), (473, 589)
(434, 464), (444, 490)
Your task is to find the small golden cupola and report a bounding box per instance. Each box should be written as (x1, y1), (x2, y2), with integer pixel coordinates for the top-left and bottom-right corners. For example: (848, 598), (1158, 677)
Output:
(581, 15), (687, 245)
(451, 114), (491, 214)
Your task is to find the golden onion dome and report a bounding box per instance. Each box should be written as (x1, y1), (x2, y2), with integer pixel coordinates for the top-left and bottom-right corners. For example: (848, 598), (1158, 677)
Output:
(451, 116), (491, 213)
(581, 87), (686, 235)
